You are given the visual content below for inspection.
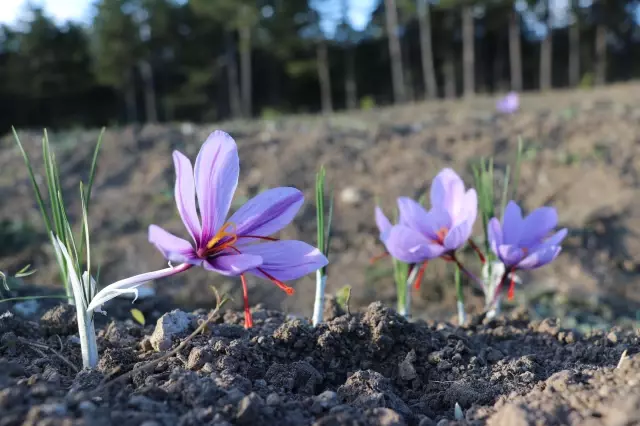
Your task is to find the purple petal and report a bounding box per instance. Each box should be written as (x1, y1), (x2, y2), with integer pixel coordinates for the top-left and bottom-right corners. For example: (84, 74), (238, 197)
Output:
(398, 197), (434, 236)
(240, 241), (328, 281)
(497, 244), (526, 267)
(544, 228), (568, 247)
(517, 245), (562, 270)
(204, 253), (263, 276)
(229, 187), (304, 239)
(385, 225), (446, 264)
(195, 131), (240, 247)
(148, 225), (198, 264)
(502, 201), (524, 245)
(443, 219), (473, 251)
(487, 218), (503, 254)
(375, 206), (393, 242)
(173, 151), (202, 244)
(430, 168), (465, 217)
(421, 208), (452, 241)
(456, 189), (478, 227)
(519, 207), (558, 247)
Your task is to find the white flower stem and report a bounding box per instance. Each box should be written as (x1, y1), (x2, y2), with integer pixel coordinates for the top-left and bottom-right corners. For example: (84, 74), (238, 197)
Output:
(312, 270), (326, 326)
(457, 300), (466, 325)
(75, 302), (98, 368)
(401, 266), (420, 319)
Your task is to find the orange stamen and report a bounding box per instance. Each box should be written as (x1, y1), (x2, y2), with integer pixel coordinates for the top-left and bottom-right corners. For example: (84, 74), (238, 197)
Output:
(206, 222), (238, 251)
(414, 261), (428, 290)
(435, 227), (448, 244)
(241, 274), (253, 329)
(257, 267), (295, 295)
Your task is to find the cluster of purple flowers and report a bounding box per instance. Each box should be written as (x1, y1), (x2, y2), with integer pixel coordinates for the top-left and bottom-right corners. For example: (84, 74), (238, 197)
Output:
(375, 168), (566, 304)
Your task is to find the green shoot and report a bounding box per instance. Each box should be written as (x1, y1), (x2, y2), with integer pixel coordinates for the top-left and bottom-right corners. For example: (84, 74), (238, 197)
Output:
(12, 128), (104, 303)
(313, 166), (334, 325)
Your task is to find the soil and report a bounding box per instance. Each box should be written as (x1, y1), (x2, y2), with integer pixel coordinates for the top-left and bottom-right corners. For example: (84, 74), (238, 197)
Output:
(1, 299), (638, 426)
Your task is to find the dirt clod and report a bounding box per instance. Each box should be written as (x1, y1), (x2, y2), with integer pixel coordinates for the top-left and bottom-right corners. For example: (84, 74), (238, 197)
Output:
(150, 309), (193, 351)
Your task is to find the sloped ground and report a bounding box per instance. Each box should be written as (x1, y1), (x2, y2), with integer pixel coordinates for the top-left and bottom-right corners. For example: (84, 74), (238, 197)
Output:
(1, 84), (640, 326)
(0, 299), (638, 425)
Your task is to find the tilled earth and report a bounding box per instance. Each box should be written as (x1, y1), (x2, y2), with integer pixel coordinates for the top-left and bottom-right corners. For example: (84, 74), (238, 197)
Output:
(0, 299), (638, 426)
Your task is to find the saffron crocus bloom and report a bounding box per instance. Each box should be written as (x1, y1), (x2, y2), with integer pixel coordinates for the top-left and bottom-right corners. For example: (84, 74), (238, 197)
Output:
(385, 168), (477, 264)
(375, 206), (392, 243)
(496, 92), (519, 114)
(488, 200), (567, 299)
(91, 131), (327, 328)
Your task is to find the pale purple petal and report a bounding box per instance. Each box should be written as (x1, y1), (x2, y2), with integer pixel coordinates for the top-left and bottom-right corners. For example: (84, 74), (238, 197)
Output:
(148, 225), (198, 264)
(430, 168), (465, 216)
(385, 225), (446, 263)
(517, 246), (562, 270)
(229, 187), (304, 239)
(398, 197), (433, 236)
(456, 189), (478, 227)
(519, 207), (558, 247)
(87, 262), (193, 313)
(240, 241), (328, 281)
(488, 217), (503, 254)
(204, 253), (263, 276)
(543, 228), (568, 247)
(195, 131), (239, 246)
(497, 244), (526, 267)
(173, 151), (202, 244)
(375, 206), (393, 242)
(502, 201), (524, 245)
(443, 219), (473, 251)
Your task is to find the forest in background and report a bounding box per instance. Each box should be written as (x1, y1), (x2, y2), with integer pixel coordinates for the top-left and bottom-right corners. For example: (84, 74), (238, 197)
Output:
(0, 0), (636, 133)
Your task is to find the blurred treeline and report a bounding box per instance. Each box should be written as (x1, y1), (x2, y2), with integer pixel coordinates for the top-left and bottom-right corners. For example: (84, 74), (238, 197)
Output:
(0, 0), (636, 132)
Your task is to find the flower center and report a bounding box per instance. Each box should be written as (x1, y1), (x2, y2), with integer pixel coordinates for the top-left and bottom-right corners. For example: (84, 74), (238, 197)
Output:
(201, 222), (237, 257)
(435, 227), (448, 244)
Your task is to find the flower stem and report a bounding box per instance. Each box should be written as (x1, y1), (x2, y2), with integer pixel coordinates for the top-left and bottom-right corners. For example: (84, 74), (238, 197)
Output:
(312, 270), (327, 326)
(454, 264), (466, 325)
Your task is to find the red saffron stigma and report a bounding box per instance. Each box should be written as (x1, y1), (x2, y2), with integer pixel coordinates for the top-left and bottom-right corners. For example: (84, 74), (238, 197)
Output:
(467, 239), (486, 264)
(241, 274), (253, 329)
(237, 235), (280, 242)
(507, 274), (516, 300)
(257, 267), (295, 295)
(414, 261), (428, 290)
(370, 252), (389, 264)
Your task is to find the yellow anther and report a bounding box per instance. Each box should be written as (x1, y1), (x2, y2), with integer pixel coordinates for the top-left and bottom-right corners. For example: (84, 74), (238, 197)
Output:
(206, 222), (237, 250)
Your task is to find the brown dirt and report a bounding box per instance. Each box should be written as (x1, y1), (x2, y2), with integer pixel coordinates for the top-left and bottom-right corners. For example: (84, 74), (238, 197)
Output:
(1, 300), (638, 426)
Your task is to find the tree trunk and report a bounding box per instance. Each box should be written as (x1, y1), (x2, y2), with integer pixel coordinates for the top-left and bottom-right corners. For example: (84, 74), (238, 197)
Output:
(124, 69), (137, 123)
(317, 39), (333, 114)
(239, 24), (252, 117)
(344, 43), (357, 110)
(508, 8), (522, 91)
(462, 4), (475, 98)
(225, 31), (242, 119)
(139, 60), (157, 123)
(443, 48), (456, 99)
(568, 17), (580, 87)
(384, 0), (406, 103)
(493, 38), (506, 92)
(594, 22), (607, 86)
(539, 0), (553, 91)
(417, 0), (437, 100)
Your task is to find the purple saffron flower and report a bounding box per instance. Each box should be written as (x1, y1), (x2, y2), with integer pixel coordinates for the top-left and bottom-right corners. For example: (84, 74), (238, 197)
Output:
(147, 130), (327, 327)
(488, 200), (567, 299)
(384, 168), (477, 264)
(496, 92), (519, 114)
(375, 206), (392, 242)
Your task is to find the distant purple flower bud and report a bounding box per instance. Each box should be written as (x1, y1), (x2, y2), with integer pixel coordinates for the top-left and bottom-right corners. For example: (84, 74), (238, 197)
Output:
(384, 168), (477, 264)
(496, 92), (519, 114)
